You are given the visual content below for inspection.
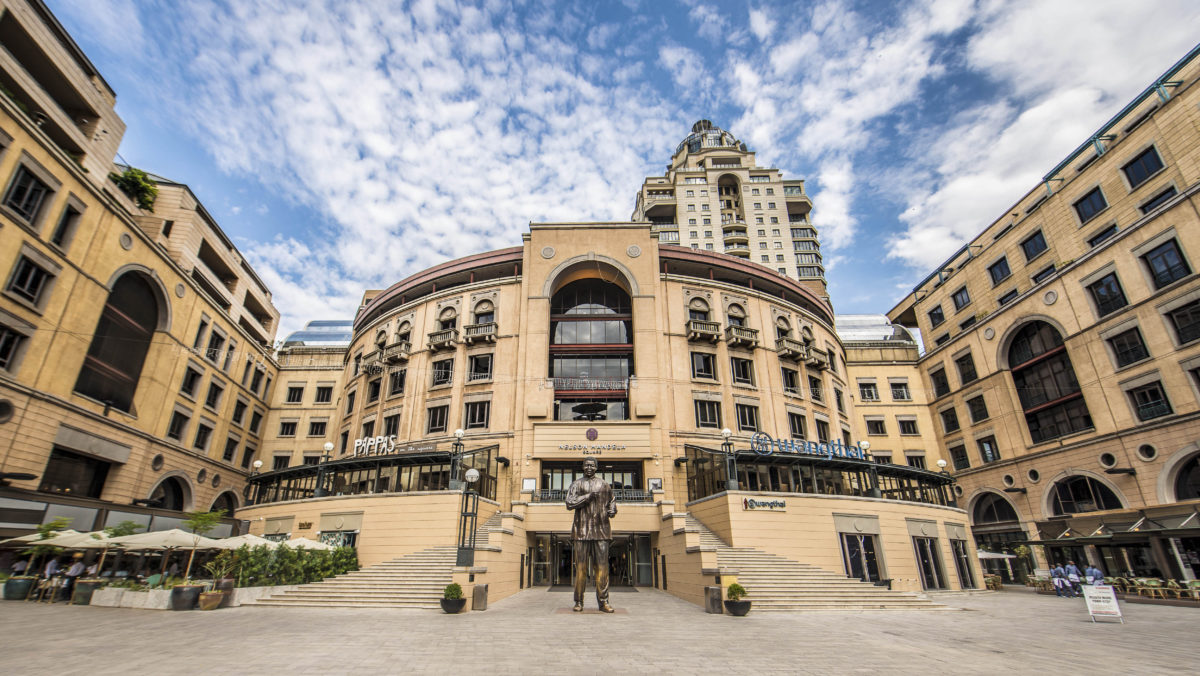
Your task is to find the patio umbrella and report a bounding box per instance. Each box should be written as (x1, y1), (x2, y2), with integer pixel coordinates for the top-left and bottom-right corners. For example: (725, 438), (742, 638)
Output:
(284, 537), (333, 550)
(0, 529), (80, 546)
(40, 531), (124, 574)
(107, 529), (226, 580)
(219, 533), (279, 550)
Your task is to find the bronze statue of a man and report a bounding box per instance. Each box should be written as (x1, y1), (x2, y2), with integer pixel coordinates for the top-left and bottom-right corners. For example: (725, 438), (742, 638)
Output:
(565, 457), (617, 612)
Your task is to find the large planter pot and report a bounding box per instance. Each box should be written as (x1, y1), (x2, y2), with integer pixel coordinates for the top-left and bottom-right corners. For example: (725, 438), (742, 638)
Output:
(4, 577), (35, 600)
(72, 579), (105, 605)
(215, 579), (235, 608)
(198, 591), (224, 611)
(440, 597), (467, 614)
(170, 585), (204, 611)
(723, 600), (751, 616)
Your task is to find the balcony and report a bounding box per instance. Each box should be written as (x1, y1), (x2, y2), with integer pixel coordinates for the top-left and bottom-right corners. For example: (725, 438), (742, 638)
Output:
(657, 231), (680, 243)
(552, 377), (628, 392)
(532, 488), (651, 503)
(725, 325), (759, 348)
(806, 348), (830, 370)
(645, 193), (676, 204)
(383, 341), (411, 363)
(686, 319), (721, 342)
(775, 337), (809, 361)
(427, 328), (459, 351)
(723, 242), (750, 256)
(463, 322), (497, 344)
(1136, 400), (1172, 421)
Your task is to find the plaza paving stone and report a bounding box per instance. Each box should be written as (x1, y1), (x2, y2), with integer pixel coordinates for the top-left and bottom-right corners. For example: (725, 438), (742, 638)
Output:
(0, 586), (1194, 675)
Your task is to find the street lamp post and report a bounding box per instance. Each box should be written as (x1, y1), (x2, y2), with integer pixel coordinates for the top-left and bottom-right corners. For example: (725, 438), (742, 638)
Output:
(313, 441), (335, 498)
(250, 459), (264, 505)
(721, 428), (738, 491)
(449, 428), (465, 490)
(936, 458), (957, 507)
(457, 467), (480, 566)
(861, 441), (882, 498)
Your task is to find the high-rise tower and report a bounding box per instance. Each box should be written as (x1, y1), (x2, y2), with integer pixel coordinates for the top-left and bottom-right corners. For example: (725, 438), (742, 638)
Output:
(631, 120), (824, 298)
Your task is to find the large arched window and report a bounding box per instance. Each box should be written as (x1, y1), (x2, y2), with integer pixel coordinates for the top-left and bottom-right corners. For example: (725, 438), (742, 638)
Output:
(1175, 454), (1200, 501)
(149, 476), (188, 511)
(973, 492), (1020, 524)
(1050, 475), (1123, 515)
(211, 491), (239, 514)
(74, 273), (160, 412)
(550, 279), (632, 421)
(1007, 321), (1092, 443)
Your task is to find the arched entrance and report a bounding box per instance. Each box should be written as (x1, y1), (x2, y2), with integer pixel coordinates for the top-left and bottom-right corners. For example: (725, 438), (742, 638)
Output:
(210, 491), (239, 515)
(969, 491), (1028, 583)
(148, 475), (190, 511)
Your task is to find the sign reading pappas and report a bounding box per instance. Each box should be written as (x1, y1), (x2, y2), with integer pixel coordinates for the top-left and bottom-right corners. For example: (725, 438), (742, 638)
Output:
(1082, 585), (1124, 624)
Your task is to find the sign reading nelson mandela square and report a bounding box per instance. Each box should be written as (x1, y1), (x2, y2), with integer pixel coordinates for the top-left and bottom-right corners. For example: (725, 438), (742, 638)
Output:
(748, 432), (870, 461)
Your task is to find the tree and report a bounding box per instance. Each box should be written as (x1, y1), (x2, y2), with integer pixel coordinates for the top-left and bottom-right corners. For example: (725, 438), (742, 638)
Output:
(182, 509), (225, 536)
(21, 517), (72, 575)
(103, 520), (144, 538)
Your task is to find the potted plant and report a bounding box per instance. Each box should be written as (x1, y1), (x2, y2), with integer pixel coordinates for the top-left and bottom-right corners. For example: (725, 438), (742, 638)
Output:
(201, 550), (238, 610)
(170, 509), (224, 610)
(441, 582), (467, 614)
(724, 583), (751, 616)
(5, 518), (70, 601)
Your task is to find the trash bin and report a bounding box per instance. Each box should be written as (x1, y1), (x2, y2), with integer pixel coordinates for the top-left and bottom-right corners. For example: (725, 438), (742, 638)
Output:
(704, 586), (724, 614)
(472, 583), (488, 611)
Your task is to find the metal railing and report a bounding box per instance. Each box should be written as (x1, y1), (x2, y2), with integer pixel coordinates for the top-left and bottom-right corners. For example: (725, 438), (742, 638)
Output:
(686, 319), (721, 341)
(531, 488), (652, 503)
(775, 336), (808, 360)
(1136, 400), (1172, 421)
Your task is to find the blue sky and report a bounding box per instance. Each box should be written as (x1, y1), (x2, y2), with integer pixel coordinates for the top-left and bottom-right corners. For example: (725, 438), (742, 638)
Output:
(49, 0), (1200, 338)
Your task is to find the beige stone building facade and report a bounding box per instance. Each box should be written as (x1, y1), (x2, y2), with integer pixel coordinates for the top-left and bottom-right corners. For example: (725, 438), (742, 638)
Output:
(0, 0), (277, 538)
(887, 45), (1200, 582)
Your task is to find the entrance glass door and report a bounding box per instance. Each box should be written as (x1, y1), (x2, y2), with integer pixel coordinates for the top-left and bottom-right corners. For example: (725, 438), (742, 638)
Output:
(840, 533), (881, 582)
(950, 539), (976, 589)
(913, 536), (947, 590)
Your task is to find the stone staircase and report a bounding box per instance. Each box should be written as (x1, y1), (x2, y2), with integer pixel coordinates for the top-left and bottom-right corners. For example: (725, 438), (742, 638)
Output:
(472, 510), (505, 551)
(254, 545), (457, 609)
(687, 516), (947, 612)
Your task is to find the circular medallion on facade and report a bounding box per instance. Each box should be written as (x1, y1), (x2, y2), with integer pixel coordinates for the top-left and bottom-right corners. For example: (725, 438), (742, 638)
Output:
(197, 468), (207, 484)
(921, 524), (931, 536)
(540, 246), (555, 259)
(119, 233), (133, 250)
(1043, 290), (1058, 305)
(151, 454), (164, 471)
(211, 474), (221, 488)
(586, 428), (598, 441)
(983, 327), (995, 340)
(175, 283), (185, 298)
(626, 244), (642, 258)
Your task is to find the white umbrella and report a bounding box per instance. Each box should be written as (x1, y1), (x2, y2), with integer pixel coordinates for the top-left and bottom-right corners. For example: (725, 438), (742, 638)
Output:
(219, 533), (279, 550)
(41, 531), (124, 575)
(107, 529), (226, 580)
(284, 537), (333, 551)
(977, 551), (1017, 559)
(0, 529), (80, 546)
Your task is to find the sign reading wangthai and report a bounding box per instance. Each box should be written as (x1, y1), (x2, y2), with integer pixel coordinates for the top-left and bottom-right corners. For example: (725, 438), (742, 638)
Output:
(743, 498), (786, 511)
(352, 435), (438, 457)
(749, 432), (869, 461)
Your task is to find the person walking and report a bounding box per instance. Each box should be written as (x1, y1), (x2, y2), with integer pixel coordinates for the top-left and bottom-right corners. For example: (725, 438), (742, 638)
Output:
(1065, 560), (1083, 597)
(1051, 562), (1068, 597)
(1085, 564), (1104, 585)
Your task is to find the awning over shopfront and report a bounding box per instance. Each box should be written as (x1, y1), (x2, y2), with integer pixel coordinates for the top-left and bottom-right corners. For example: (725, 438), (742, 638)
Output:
(1021, 501), (1200, 546)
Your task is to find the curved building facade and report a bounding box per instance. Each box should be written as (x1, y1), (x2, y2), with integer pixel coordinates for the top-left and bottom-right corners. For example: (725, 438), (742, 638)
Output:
(240, 223), (979, 606)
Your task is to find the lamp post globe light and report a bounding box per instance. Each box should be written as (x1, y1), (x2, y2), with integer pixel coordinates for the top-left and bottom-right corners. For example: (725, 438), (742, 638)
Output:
(936, 458), (948, 471)
(720, 428), (737, 491)
(313, 443), (336, 498)
(450, 429), (466, 489)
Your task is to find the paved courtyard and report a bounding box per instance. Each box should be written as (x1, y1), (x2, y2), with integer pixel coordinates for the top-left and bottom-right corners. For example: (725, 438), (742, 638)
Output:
(0, 586), (1194, 675)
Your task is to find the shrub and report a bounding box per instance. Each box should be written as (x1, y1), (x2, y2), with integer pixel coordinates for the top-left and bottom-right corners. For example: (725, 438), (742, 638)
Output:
(444, 583), (463, 600)
(109, 167), (158, 211)
(726, 583), (747, 601)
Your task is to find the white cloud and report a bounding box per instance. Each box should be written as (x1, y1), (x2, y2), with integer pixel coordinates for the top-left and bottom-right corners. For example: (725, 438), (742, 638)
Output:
(748, 7), (774, 43)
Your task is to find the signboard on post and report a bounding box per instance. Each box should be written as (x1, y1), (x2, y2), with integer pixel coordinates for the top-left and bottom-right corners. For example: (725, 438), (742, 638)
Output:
(1082, 585), (1124, 624)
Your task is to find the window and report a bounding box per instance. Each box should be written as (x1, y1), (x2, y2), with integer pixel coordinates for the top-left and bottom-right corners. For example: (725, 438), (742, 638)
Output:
(951, 286), (971, 311)
(162, 220), (174, 237)
(361, 420), (374, 439)
(815, 420), (830, 443)
(809, 376), (822, 402)
(308, 421), (327, 437)
(866, 419), (886, 435)
(988, 258), (1011, 285)
(1139, 186), (1177, 214)
(1167, 299), (1200, 344)
(694, 400), (721, 428)
(204, 331), (225, 364)
(339, 431), (349, 455)
(249, 410), (263, 434)
(279, 421), (297, 437)
(1122, 146), (1163, 188)
(907, 455), (926, 469)
(232, 400), (247, 425)
(788, 412), (806, 439)
(891, 381), (910, 401)
(427, 405), (449, 433)
(38, 448), (108, 499)
(735, 403), (759, 432)
(1129, 382), (1172, 421)
(899, 419), (918, 435)
(0, 324), (27, 372)
(1008, 321), (1092, 443)
(1088, 224), (1119, 248)
(977, 436), (1000, 464)
(927, 305), (945, 328)
(242, 447), (256, 469)
(383, 414), (399, 436)
(1142, 240), (1190, 289)
(50, 202), (82, 249)
(966, 395), (989, 423)
(468, 354), (493, 381)
(691, 352), (716, 379)
(389, 369), (406, 395)
(285, 386), (304, 403)
(955, 353), (977, 385)
(998, 289), (1019, 306)
(3, 165), (51, 223)
(303, 455), (320, 466)
(193, 319), (208, 351)
(465, 401), (490, 429)
(1108, 328), (1149, 367)
(730, 357), (754, 386)
(204, 381), (224, 410)
(940, 408), (960, 433)
(345, 391), (356, 415)
(768, 202), (776, 209)
(315, 386), (333, 403)
(1051, 475), (1122, 515)
(934, 334), (950, 346)
(959, 316), (977, 331)
(1073, 188), (1107, 224)
(835, 390), (844, 413)
(180, 366), (202, 397)
(1031, 265), (1056, 283)
(193, 421), (213, 451)
(72, 274), (161, 413)
(1087, 273), (1127, 317)
(859, 382), (878, 401)
(432, 359), (453, 387)
(166, 411), (189, 441)
(223, 437), (238, 462)
(6, 256), (52, 306)
(367, 378), (381, 403)
(1021, 231), (1049, 261)
(273, 456), (290, 471)
(930, 369), (950, 397)
(949, 445), (970, 471)
(250, 368), (264, 395)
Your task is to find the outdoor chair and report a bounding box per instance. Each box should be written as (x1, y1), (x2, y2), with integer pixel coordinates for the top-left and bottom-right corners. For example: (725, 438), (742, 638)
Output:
(145, 573), (162, 588)
(1171, 580), (1200, 601)
(1136, 578), (1168, 599)
(1111, 577), (1131, 594)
